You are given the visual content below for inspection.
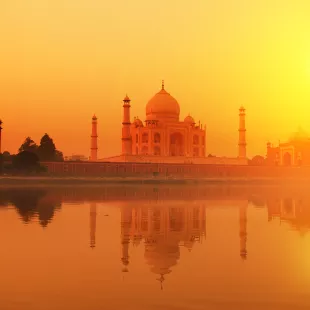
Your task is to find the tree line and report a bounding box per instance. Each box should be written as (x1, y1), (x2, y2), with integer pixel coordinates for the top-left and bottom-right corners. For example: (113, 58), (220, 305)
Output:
(0, 133), (63, 174)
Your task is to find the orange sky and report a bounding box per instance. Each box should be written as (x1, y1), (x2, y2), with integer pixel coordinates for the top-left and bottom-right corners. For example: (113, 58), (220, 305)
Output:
(1, 0), (310, 158)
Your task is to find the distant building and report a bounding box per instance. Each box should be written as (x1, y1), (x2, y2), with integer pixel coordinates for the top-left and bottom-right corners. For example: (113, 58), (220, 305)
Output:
(65, 154), (88, 162)
(266, 128), (310, 166)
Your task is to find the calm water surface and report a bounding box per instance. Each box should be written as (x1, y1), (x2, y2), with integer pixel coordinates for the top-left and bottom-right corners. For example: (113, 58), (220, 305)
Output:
(1, 185), (310, 310)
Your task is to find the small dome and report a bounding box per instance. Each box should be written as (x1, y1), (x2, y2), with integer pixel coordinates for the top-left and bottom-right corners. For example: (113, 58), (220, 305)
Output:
(132, 117), (143, 127)
(144, 242), (180, 276)
(239, 106), (246, 114)
(146, 82), (180, 122)
(184, 115), (195, 124)
(92, 114), (97, 120)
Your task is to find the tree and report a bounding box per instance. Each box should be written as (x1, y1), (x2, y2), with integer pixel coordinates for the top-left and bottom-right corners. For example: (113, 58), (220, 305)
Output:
(0, 153), (3, 173)
(0, 151), (13, 173)
(2, 151), (11, 161)
(55, 150), (64, 162)
(12, 151), (40, 171)
(249, 155), (265, 166)
(18, 137), (38, 153)
(37, 134), (64, 162)
(0, 151), (10, 173)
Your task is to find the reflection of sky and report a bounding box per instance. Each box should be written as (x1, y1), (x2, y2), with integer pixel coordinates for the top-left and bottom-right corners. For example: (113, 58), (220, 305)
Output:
(1, 186), (310, 309)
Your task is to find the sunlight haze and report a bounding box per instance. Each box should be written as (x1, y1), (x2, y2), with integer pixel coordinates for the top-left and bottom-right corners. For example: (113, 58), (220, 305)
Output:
(1, 0), (310, 158)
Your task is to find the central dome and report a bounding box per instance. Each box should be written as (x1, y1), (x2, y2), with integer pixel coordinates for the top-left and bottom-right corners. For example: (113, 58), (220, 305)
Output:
(146, 82), (180, 121)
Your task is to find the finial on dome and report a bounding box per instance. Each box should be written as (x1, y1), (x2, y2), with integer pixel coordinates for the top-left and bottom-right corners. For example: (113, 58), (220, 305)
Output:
(162, 80), (165, 90)
(123, 94), (130, 102)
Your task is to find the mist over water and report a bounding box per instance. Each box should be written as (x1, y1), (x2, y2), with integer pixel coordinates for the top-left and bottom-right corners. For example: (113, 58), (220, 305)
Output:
(1, 184), (310, 310)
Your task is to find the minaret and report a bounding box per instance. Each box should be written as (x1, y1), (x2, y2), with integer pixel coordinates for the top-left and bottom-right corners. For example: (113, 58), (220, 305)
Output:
(239, 204), (248, 260)
(122, 95), (132, 155)
(266, 141), (271, 152)
(238, 106), (246, 158)
(0, 119), (2, 154)
(90, 203), (97, 249)
(121, 207), (132, 273)
(90, 115), (98, 161)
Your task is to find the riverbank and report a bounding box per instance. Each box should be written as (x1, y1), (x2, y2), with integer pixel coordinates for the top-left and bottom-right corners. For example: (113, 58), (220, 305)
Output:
(0, 175), (309, 186)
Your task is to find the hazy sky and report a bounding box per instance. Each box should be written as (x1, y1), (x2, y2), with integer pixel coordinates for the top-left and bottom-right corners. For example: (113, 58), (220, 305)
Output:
(1, 0), (310, 158)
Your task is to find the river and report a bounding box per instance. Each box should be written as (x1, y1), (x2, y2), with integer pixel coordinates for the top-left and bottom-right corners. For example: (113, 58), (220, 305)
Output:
(1, 184), (310, 310)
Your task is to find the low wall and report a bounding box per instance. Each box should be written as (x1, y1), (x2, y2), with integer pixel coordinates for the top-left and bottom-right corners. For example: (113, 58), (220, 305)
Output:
(102, 155), (248, 165)
(42, 161), (310, 179)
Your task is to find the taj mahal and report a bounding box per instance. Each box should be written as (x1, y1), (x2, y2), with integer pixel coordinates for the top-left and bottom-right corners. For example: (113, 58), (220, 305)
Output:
(90, 81), (247, 165)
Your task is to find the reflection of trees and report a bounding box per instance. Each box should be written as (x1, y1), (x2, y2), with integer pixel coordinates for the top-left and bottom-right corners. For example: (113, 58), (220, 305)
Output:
(0, 189), (61, 227)
(36, 196), (61, 227)
(11, 190), (44, 223)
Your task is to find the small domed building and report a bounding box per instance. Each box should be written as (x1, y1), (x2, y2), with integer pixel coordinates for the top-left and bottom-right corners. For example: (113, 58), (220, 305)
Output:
(266, 127), (310, 166)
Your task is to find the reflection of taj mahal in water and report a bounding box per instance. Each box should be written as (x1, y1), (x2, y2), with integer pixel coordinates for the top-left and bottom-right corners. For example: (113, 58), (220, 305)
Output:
(4, 187), (310, 288)
(86, 194), (310, 288)
(89, 201), (249, 288)
(120, 204), (208, 289)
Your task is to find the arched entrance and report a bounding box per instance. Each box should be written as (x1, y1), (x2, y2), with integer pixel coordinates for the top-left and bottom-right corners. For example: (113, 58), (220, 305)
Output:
(154, 146), (161, 156)
(283, 152), (292, 166)
(141, 146), (148, 155)
(169, 132), (184, 156)
(283, 198), (293, 214)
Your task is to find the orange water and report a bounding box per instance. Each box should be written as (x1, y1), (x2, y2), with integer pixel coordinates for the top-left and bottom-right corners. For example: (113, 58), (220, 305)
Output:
(1, 186), (310, 310)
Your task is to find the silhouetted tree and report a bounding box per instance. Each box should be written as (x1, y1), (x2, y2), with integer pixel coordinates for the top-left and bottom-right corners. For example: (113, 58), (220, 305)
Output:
(18, 137), (38, 153)
(0, 152), (13, 173)
(0, 153), (3, 173)
(12, 151), (40, 171)
(55, 150), (64, 162)
(2, 151), (11, 160)
(37, 134), (63, 162)
(249, 155), (266, 166)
